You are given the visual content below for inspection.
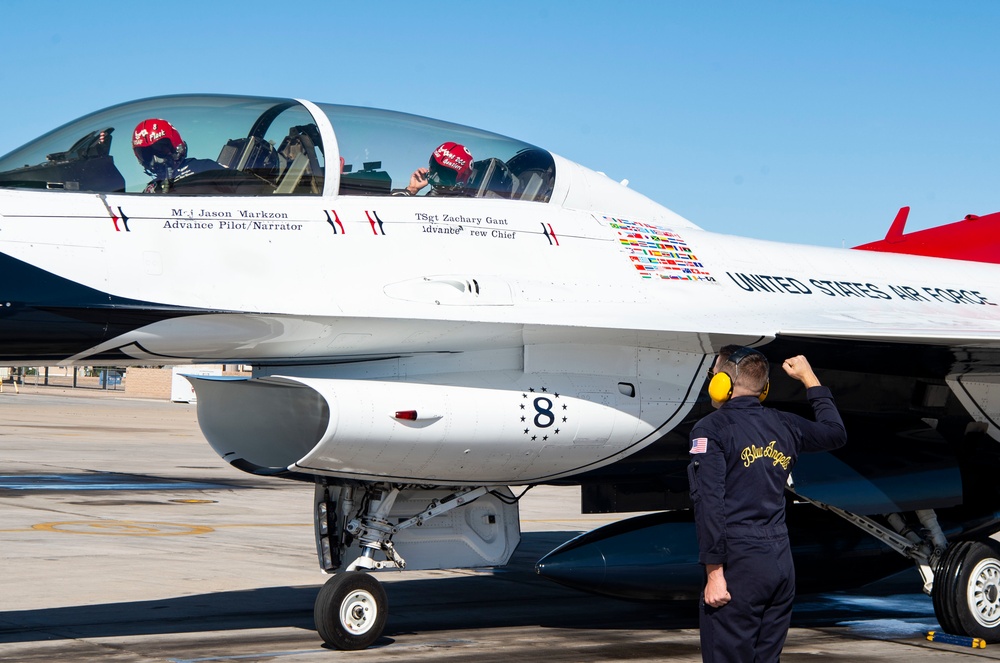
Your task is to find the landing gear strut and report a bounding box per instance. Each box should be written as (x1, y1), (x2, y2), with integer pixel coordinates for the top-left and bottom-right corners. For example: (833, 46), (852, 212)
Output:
(797, 494), (1000, 642)
(312, 482), (503, 649)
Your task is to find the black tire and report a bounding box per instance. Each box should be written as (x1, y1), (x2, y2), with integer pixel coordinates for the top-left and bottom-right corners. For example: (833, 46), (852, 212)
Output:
(314, 572), (388, 650)
(932, 540), (1000, 642)
(933, 540), (970, 635)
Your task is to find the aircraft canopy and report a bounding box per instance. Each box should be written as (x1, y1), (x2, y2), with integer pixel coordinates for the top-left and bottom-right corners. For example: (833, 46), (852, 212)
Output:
(0, 94), (555, 201)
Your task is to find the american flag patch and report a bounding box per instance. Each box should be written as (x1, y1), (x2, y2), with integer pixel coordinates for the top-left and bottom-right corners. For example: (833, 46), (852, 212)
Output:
(690, 437), (708, 454)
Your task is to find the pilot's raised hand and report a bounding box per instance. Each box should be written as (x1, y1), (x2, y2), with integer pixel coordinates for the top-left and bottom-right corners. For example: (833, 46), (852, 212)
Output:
(406, 167), (430, 195)
(782, 355), (821, 388)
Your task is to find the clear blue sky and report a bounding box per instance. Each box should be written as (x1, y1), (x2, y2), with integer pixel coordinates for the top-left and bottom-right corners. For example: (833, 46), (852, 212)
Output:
(2, 1), (999, 249)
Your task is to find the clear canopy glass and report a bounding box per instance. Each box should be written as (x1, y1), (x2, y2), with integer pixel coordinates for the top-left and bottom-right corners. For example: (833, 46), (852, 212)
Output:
(0, 94), (554, 201)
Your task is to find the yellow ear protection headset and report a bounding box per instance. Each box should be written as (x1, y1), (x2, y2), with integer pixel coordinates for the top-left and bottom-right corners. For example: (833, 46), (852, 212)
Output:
(707, 346), (770, 403)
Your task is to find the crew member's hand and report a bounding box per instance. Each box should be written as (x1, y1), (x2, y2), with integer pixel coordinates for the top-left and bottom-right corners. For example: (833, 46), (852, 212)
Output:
(704, 564), (731, 608)
(782, 355), (821, 388)
(407, 167), (430, 195)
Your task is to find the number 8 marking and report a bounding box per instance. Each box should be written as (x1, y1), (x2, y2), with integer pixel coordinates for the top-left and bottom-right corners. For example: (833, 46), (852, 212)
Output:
(534, 397), (555, 428)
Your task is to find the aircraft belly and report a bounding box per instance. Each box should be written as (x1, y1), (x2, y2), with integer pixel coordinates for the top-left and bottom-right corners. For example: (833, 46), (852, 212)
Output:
(791, 450), (962, 514)
(92, 314), (529, 364)
(949, 373), (1000, 442)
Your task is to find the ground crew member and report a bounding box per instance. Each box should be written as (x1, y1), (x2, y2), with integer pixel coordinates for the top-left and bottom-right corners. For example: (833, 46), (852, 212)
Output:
(688, 346), (847, 662)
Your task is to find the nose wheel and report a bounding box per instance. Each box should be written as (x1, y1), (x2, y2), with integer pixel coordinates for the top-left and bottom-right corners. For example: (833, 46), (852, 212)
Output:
(314, 571), (388, 650)
(933, 540), (1000, 642)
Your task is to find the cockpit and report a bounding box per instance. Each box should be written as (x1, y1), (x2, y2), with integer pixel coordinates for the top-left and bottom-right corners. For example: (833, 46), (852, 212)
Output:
(0, 94), (556, 202)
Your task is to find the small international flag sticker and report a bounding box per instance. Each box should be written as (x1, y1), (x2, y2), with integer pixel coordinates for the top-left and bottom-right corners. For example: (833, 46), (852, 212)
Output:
(690, 437), (708, 454)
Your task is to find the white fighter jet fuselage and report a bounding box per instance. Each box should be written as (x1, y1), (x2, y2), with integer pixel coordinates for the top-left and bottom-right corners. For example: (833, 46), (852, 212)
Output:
(3, 94), (1000, 649)
(3, 160), (999, 485)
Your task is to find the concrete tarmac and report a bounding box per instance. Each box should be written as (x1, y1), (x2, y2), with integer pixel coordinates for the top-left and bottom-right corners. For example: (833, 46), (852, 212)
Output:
(0, 388), (997, 661)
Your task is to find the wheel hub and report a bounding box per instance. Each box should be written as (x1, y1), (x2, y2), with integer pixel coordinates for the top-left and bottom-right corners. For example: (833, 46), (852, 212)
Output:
(968, 558), (1000, 628)
(340, 590), (376, 635)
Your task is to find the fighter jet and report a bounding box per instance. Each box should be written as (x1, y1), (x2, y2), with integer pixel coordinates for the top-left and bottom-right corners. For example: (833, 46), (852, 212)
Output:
(1, 94), (999, 649)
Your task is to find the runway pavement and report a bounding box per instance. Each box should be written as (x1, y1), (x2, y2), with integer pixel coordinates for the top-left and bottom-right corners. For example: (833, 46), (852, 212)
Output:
(0, 387), (997, 661)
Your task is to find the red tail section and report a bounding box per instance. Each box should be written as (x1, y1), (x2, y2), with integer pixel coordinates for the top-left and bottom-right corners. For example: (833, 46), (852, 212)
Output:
(853, 207), (1000, 263)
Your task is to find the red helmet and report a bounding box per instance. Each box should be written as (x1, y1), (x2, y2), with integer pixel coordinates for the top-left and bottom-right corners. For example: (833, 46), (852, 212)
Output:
(132, 118), (187, 175)
(427, 142), (473, 189)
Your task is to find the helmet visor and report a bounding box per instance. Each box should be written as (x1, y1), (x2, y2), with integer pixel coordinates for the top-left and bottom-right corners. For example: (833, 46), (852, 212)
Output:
(426, 163), (459, 188)
(134, 138), (176, 170)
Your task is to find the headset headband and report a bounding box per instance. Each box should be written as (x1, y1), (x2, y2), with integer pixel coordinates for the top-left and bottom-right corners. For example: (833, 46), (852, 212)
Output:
(726, 346), (759, 366)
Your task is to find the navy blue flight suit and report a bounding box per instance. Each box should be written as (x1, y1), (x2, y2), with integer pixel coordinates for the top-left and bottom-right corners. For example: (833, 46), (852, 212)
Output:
(688, 386), (846, 662)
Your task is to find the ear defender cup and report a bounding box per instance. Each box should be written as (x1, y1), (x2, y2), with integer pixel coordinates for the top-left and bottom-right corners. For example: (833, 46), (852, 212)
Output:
(708, 372), (735, 402)
(758, 380), (769, 402)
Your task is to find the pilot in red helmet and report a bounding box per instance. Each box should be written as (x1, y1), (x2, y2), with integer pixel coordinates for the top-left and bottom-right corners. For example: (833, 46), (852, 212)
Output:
(395, 141), (474, 196)
(132, 118), (220, 193)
